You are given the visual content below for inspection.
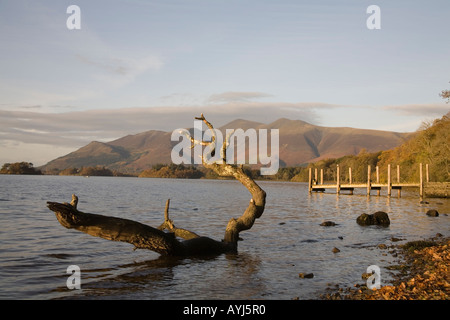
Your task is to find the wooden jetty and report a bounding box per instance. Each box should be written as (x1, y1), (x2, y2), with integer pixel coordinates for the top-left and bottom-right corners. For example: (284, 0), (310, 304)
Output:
(308, 163), (429, 198)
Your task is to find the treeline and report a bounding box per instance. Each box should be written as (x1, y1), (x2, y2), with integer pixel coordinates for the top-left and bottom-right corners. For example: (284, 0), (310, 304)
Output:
(292, 113), (450, 183)
(377, 114), (449, 182)
(0, 162), (42, 175)
(139, 163), (204, 179)
(57, 166), (130, 177)
(291, 151), (382, 183)
(4, 114), (447, 182)
(138, 163), (305, 181)
(141, 113), (448, 183)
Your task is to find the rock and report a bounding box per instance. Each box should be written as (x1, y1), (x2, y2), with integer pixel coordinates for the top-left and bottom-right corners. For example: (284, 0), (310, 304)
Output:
(356, 213), (371, 225)
(377, 244), (388, 249)
(299, 273), (314, 279)
(301, 239), (318, 243)
(356, 211), (390, 226)
(320, 221), (337, 226)
(426, 209), (439, 217)
(361, 272), (372, 280)
(332, 247), (340, 253)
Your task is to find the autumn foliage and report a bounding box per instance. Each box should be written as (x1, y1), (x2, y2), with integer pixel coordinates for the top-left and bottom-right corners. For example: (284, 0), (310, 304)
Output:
(0, 162), (41, 175)
(292, 113), (450, 183)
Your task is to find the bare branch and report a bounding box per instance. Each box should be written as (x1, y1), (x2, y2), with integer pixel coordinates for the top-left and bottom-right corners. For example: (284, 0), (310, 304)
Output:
(440, 89), (450, 103)
(186, 114), (267, 248)
(48, 196), (227, 256)
(221, 129), (235, 162)
(158, 198), (200, 240)
(47, 200), (184, 255)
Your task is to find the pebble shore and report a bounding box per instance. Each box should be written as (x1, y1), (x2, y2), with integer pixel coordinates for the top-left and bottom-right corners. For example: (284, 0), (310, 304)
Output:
(321, 234), (449, 300)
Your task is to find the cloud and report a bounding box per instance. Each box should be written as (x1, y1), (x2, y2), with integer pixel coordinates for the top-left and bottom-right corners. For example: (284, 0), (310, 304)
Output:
(2, 100), (441, 166)
(76, 54), (129, 75)
(0, 101), (324, 149)
(207, 91), (273, 103)
(76, 54), (164, 77)
(0, 2), (164, 109)
(0, 140), (75, 167)
(382, 103), (449, 116)
(76, 53), (164, 88)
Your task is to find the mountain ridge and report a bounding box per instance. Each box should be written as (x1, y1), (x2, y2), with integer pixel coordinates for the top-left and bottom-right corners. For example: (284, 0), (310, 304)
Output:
(41, 118), (413, 174)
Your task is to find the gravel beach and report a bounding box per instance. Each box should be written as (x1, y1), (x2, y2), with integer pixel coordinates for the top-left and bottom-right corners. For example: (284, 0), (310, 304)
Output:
(321, 234), (449, 300)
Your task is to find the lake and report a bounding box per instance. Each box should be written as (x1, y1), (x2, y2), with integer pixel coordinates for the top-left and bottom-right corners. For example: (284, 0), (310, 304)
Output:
(0, 175), (448, 300)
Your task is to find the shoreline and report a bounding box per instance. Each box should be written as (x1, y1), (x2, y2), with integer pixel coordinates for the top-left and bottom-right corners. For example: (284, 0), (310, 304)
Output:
(321, 234), (449, 300)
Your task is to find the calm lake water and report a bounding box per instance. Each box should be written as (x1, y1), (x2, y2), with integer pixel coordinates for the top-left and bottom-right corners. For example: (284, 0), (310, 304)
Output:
(0, 175), (448, 300)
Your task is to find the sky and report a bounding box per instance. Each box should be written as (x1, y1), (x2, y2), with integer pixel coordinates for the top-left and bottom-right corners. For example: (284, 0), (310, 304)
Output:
(0, 0), (449, 166)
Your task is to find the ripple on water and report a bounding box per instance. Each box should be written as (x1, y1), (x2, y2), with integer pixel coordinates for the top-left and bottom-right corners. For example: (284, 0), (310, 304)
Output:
(0, 176), (448, 299)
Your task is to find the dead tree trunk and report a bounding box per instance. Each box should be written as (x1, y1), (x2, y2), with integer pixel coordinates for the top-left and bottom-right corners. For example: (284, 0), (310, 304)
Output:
(47, 114), (266, 256)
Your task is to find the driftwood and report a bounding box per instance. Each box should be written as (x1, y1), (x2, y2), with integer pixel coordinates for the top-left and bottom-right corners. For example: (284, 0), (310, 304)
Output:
(47, 114), (266, 256)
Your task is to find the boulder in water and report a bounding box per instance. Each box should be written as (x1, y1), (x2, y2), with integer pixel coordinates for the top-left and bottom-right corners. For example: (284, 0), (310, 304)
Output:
(426, 209), (439, 217)
(320, 221), (337, 226)
(356, 211), (390, 226)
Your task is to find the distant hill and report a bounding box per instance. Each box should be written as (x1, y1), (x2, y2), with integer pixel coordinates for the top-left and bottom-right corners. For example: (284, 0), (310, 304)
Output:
(40, 118), (412, 174)
(291, 113), (450, 183)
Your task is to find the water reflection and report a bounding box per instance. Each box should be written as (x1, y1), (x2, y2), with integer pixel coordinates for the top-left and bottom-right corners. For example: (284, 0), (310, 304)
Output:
(53, 251), (264, 299)
(0, 176), (448, 299)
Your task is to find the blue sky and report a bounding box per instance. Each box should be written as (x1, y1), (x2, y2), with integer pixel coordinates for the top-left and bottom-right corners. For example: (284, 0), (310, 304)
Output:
(0, 0), (449, 165)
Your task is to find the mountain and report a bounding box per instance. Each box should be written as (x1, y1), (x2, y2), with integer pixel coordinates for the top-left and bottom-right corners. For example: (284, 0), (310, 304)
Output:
(41, 118), (412, 174)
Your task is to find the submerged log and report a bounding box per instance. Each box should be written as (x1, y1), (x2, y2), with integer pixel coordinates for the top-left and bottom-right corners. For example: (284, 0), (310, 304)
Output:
(47, 196), (231, 256)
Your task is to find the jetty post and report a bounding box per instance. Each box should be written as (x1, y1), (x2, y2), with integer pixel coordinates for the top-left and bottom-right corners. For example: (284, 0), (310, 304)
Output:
(376, 166), (380, 196)
(308, 162), (430, 198)
(308, 167), (312, 193)
(387, 164), (392, 197)
(420, 163), (423, 199)
(349, 167), (353, 195)
(367, 165), (371, 195)
(336, 165), (340, 194)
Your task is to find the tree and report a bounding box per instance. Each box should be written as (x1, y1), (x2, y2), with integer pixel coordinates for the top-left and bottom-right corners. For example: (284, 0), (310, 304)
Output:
(0, 162), (41, 175)
(139, 164), (204, 179)
(47, 114), (266, 256)
(440, 82), (450, 103)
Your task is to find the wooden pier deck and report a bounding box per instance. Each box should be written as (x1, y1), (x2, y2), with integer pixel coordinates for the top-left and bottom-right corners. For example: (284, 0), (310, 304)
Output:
(308, 163), (427, 198)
